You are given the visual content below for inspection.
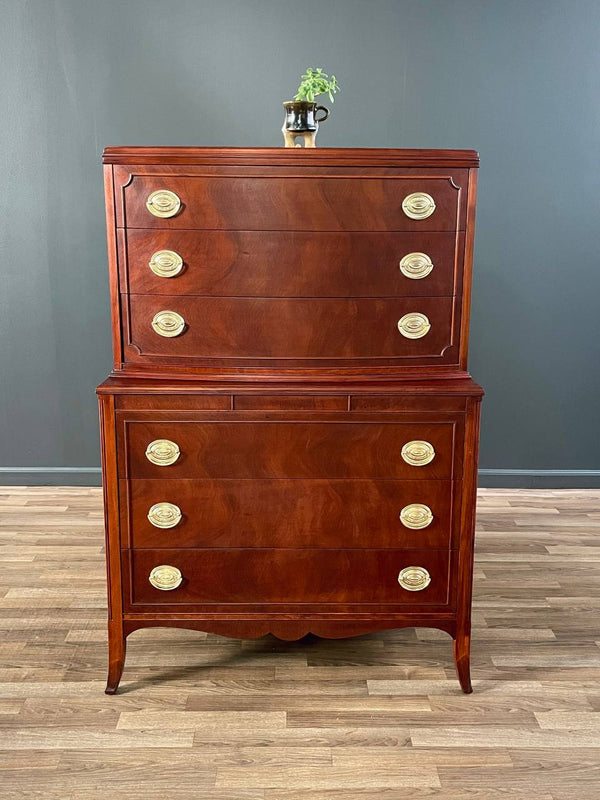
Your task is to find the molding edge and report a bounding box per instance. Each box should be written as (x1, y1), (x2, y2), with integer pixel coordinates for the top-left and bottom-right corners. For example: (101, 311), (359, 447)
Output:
(0, 467), (599, 489)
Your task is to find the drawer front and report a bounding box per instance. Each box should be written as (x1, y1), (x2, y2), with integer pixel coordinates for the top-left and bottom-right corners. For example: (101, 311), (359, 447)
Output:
(125, 295), (457, 365)
(123, 230), (462, 298)
(124, 548), (453, 607)
(123, 478), (458, 549)
(124, 420), (460, 479)
(122, 176), (463, 231)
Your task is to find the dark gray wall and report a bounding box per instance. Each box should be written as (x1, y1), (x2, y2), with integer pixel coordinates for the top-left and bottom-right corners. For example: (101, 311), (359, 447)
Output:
(1, 0), (599, 486)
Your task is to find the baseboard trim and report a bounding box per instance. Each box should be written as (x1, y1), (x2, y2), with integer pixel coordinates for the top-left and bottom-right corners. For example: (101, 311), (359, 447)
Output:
(478, 469), (600, 489)
(0, 467), (103, 486)
(0, 467), (599, 489)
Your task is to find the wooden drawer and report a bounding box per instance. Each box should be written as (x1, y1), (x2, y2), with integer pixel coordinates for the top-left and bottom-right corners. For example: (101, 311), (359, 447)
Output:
(125, 295), (458, 366)
(122, 230), (462, 298)
(122, 478), (459, 549)
(121, 175), (463, 231)
(124, 548), (454, 608)
(122, 419), (461, 480)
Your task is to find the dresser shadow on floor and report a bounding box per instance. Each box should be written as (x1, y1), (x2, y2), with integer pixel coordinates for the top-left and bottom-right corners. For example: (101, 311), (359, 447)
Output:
(115, 628), (445, 693)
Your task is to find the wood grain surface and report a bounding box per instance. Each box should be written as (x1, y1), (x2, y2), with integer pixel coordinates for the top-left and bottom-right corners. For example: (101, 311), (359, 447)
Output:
(122, 477), (458, 549)
(123, 547), (454, 609)
(125, 295), (458, 364)
(1, 486), (599, 798)
(122, 417), (461, 480)
(122, 229), (463, 298)
(121, 175), (463, 231)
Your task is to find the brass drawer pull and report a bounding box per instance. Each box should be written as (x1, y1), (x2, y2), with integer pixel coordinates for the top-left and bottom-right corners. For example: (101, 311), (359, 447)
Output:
(399, 252), (434, 279)
(402, 192), (436, 220)
(151, 310), (186, 338)
(399, 503), (433, 529)
(145, 439), (180, 466)
(398, 566), (431, 591)
(147, 502), (182, 529)
(146, 189), (181, 218)
(401, 440), (435, 467)
(149, 250), (184, 278)
(398, 312), (431, 339)
(149, 565), (183, 591)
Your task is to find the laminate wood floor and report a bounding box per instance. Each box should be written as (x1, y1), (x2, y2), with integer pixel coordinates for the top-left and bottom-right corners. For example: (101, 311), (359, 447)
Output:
(1, 487), (599, 798)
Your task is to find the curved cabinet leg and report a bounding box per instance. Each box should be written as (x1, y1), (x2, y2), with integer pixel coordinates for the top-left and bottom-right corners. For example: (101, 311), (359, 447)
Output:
(105, 620), (126, 695)
(453, 630), (472, 693)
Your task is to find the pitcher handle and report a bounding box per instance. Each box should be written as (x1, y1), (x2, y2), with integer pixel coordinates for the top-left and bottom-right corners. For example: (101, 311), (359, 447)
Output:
(314, 105), (329, 124)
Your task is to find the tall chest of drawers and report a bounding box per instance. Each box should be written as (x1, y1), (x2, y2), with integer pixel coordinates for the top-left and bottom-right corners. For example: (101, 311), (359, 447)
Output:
(97, 147), (483, 694)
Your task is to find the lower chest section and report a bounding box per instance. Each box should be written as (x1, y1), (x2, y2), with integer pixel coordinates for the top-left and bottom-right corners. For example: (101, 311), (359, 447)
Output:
(106, 390), (480, 614)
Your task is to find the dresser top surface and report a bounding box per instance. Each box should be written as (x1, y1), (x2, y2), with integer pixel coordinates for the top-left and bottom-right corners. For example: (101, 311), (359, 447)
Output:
(102, 146), (479, 168)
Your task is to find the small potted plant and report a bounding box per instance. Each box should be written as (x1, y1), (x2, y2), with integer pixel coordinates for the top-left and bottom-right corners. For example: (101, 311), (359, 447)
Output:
(282, 68), (340, 147)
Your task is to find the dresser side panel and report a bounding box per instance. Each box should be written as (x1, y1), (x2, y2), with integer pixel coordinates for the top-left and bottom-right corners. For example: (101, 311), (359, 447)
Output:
(103, 165), (124, 370)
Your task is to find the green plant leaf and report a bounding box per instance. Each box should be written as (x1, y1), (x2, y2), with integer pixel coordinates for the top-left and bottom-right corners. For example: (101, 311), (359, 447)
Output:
(293, 67), (340, 104)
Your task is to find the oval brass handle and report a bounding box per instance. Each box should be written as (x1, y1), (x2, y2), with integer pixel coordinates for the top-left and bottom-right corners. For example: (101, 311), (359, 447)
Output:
(398, 566), (431, 591)
(149, 564), (183, 591)
(401, 440), (435, 467)
(398, 312), (431, 339)
(149, 250), (184, 278)
(151, 310), (186, 338)
(399, 503), (433, 529)
(145, 439), (180, 466)
(147, 502), (182, 529)
(402, 192), (436, 220)
(399, 252), (434, 279)
(146, 190), (181, 218)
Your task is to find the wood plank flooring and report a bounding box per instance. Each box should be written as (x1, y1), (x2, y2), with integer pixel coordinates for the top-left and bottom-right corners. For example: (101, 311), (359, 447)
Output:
(1, 486), (599, 798)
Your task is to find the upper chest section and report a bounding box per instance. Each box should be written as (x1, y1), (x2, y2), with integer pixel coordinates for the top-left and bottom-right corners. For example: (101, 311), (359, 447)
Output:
(103, 148), (478, 380)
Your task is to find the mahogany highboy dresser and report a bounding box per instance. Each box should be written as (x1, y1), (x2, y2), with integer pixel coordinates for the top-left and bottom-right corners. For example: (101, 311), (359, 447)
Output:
(98, 147), (482, 694)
